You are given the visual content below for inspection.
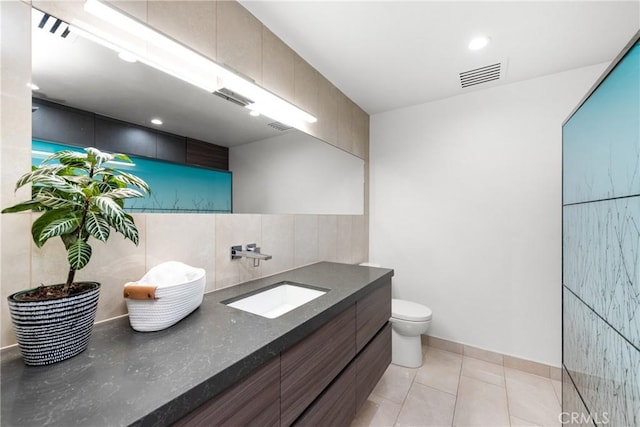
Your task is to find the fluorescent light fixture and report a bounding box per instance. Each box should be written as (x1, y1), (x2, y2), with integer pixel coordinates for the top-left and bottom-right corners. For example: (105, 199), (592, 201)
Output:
(118, 51), (137, 63)
(82, 0), (317, 129)
(70, 24), (220, 93)
(27, 82), (40, 91)
(468, 36), (490, 51)
(249, 110), (260, 117)
(150, 118), (163, 125)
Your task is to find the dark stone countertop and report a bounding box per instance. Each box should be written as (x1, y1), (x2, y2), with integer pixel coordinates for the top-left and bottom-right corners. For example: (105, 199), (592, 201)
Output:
(1, 262), (393, 427)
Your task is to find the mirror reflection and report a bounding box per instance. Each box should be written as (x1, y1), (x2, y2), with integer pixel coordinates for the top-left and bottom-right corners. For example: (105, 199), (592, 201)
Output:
(30, 8), (364, 215)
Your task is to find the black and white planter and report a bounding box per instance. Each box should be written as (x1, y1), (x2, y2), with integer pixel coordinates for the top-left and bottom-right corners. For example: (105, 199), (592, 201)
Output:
(7, 282), (100, 366)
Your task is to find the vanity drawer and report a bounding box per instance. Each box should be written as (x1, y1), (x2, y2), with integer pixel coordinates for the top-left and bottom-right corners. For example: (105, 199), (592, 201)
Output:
(174, 356), (280, 427)
(281, 305), (356, 426)
(294, 362), (356, 427)
(356, 280), (391, 352)
(356, 322), (392, 410)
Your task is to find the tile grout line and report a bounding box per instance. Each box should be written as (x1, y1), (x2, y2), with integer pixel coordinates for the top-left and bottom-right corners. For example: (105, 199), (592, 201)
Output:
(450, 355), (464, 427)
(396, 353), (420, 426)
(503, 362), (512, 426)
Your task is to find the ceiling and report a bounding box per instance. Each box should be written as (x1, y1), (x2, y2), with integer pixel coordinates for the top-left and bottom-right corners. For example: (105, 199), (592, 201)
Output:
(239, 1), (640, 114)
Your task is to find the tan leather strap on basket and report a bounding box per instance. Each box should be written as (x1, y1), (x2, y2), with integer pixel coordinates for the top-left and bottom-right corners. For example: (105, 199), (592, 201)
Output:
(123, 284), (157, 300)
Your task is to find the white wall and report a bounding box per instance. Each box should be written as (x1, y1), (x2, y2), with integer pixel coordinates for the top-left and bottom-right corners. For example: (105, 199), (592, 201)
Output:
(370, 64), (607, 366)
(230, 132), (365, 215)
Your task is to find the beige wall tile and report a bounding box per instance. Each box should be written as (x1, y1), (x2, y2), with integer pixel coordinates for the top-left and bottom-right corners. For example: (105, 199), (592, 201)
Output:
(260, 214), (294, 277)
(293, 54), (318, 116)
(453, 376), (510, 426)
(464, 344), (505, 365)
(336, 93), (353, 154)
(293, 215), (318, 267)
(316, 75), (338, 147)
(1, 0), (33, 348)
(318, 215), (338, 262)
(104, 0), (147, 22)
(214, 214), (262, 289)
(217, 0), (262, 84)
(146, 213), (215, 292)
(1, 214), (32, 347)
(1, 0), (31, 206)
(262, 26), (294, 103)
(351, 215), (368, 265)
(336, 215), (353, 263)
(147, 0), (217, 60)
(504, 355), (551, 378)
(293, 54), (319, 138)
(351, 104), (368, 160)
(427, 335), (464, 354)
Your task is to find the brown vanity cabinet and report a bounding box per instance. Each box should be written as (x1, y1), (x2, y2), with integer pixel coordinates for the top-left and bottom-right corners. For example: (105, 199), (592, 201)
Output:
(356, 323), (392, 410)
(356, 282), (392, 352)
(176, 279), (391, 427)
(294, 363), (357, 427)
(173, 356), (281, 427)
(281, 305), (356, 425)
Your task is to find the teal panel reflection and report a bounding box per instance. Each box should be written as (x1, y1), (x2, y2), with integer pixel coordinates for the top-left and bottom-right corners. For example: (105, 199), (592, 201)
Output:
(563, 43), (640, 205)
(31, 140), (231, 213)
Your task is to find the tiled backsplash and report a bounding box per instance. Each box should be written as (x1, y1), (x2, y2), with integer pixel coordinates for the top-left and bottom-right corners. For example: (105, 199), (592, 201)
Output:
(0, 212), (368, 348)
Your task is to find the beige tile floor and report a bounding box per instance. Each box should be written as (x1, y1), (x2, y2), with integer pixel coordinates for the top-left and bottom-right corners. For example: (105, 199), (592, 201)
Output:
(352, 345), (562, 427)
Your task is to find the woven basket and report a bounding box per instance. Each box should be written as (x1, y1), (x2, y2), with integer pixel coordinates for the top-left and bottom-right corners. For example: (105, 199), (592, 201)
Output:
(124, 262), (205, 332)
(7, 282), (100, 366)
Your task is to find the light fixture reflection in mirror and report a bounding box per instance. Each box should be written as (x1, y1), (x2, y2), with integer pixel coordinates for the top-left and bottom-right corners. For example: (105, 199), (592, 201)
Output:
(82, 0), (316, 129)
(31, 6), (364, 215)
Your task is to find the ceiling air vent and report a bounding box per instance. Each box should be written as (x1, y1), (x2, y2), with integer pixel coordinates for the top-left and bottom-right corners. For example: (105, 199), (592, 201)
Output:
(33, 9), (71, 38)
(459, 63), (501, 88)
(213, 87), (253, 107)
(268, 121), (292, 132)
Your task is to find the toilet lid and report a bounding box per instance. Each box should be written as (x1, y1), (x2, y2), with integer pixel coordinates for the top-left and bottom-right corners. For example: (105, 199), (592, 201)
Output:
(392, 299), (432, 321)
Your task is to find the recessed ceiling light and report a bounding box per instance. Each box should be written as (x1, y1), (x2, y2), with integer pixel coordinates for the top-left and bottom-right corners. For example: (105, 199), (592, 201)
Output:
(118, 51), (137, 63)
(151, 118), (163, 125)
(249, 110), (260, 117)
(27, 82), (40, 91)
(468, 36), (490, 51)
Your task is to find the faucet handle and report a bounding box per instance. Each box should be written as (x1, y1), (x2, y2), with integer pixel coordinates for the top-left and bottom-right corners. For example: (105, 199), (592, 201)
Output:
(246, 243), (259, 253)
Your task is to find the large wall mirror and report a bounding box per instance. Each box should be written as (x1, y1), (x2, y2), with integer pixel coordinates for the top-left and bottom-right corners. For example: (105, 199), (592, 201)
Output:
(30, 6), (364, 215)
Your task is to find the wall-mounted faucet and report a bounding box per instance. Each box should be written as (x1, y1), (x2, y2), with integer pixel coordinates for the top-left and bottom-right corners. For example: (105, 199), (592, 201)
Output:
(231, 243), (272, 267)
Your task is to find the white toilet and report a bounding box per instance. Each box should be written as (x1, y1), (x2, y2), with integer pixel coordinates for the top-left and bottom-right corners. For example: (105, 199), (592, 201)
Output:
(390, 299), (433, 368)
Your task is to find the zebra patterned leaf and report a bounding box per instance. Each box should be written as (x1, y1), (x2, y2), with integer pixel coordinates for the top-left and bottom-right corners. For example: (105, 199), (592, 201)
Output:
(67, 240), (92, 271)
(102, 188), (144, 200)
(91, 196), (125, 224)
(40, 216), (80, 242)
(14, 165), (67, 190)
(114, 214), (139, 245)
(85, 212), (110, 242)
(34, 191), (81, 209)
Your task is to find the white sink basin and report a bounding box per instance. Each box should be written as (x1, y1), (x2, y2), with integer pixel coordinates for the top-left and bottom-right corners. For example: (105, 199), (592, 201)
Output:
(225, 283), (327, 319)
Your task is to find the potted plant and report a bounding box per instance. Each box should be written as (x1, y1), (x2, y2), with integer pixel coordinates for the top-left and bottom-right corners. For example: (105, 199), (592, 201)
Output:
(2, 147), (149, 365)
